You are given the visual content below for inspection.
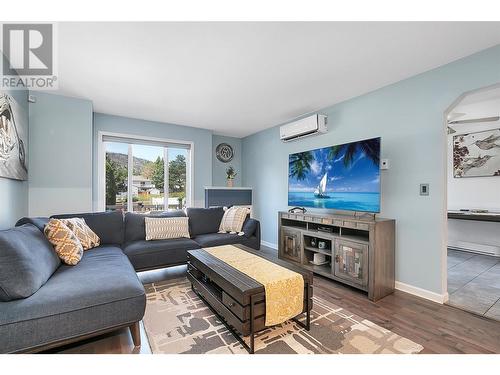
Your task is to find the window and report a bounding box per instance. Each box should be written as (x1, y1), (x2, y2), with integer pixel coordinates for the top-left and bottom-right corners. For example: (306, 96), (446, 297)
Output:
(99, 133), (192, 213)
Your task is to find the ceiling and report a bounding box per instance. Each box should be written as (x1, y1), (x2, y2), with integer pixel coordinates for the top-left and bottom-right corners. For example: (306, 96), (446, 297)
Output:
(56, 22), (500, 138)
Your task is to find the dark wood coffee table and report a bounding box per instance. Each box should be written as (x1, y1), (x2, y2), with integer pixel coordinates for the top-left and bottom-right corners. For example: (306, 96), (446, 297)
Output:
(186, 244), (313, 354)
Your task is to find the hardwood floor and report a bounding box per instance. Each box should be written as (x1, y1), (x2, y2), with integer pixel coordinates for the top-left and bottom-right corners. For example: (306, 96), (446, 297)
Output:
(53, 246), (500, 354)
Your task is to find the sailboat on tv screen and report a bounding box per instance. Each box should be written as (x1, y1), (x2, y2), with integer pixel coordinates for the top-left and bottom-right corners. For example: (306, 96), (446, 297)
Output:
(314, 173), (330, 199)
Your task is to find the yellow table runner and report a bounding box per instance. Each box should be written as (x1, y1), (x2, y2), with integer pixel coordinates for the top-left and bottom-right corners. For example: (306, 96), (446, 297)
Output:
(204, 245), (304, 326)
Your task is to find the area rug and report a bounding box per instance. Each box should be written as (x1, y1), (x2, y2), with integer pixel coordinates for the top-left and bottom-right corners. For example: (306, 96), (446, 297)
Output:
(143, 278), (424, 354)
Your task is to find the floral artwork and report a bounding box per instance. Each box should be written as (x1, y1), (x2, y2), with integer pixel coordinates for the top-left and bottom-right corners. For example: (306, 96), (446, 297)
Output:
(453, 129), (500, 178)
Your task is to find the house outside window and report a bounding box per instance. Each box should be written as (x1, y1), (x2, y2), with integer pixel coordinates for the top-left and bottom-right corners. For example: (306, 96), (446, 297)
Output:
(98, 132), (193, 213)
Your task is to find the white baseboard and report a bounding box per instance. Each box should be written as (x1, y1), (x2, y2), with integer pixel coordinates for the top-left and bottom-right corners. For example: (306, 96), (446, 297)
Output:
(395, 281), (449, 304)
(261, 240), (278, 250)
(448, 240), (500, 257)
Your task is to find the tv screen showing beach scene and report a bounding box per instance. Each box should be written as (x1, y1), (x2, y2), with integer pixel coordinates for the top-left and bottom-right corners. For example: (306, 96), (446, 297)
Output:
(288, 137), (381, 213)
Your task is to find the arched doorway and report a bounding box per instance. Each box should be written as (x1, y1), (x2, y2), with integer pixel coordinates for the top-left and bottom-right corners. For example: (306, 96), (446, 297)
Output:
(444, 83), (500, 320)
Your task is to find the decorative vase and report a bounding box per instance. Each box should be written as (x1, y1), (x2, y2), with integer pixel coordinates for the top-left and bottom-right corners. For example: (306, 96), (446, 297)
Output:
(227, 179), (234, 188)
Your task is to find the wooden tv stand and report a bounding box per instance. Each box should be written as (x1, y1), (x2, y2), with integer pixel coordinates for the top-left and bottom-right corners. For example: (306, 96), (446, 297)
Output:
(278, 211), (395, 301)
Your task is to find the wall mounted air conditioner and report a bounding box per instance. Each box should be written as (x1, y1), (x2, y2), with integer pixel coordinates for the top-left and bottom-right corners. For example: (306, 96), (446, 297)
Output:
(279, 114), (328, 142)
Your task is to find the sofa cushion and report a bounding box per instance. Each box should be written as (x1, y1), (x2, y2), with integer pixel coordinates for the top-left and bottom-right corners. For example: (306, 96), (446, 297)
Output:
(44, 219), (84, 266)
(0, 224), (61, 302)
(124, 211), (186, 243)
(186, 207), (224, 237)
(123, 238), (199, 271)
(15, 217), (49, 233)
(52, 211), (124, 246)
(0, 245), (145, 353)
(193, 232), (247, 248)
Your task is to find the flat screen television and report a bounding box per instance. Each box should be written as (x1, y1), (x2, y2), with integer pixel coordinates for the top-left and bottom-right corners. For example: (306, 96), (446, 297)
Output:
(288, 137), (381, 213)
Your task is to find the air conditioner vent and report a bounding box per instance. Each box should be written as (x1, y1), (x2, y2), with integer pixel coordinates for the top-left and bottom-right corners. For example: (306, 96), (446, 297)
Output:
(279, 114), (328, 142)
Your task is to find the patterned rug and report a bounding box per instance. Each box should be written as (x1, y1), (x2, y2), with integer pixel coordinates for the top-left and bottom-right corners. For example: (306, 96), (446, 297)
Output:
(143, 278), (424, 354)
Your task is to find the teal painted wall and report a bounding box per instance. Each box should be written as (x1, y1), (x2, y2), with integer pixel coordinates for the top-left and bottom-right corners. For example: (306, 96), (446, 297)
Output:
(242, 45), (500, 295)
(93, 113), (213, 208)
(0, 53), (29, 229)
(28, 92), (93, 216)
(212, 135), (242, 187)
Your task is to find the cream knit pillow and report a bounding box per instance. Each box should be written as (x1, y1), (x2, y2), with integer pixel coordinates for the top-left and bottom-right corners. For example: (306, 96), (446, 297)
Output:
(145, 217), (190, 241)
(219, 206), (250, 236)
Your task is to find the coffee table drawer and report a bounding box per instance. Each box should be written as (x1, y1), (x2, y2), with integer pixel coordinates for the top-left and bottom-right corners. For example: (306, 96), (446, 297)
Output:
(188, 272), (244, 329)
(222, 292), (265, 321)
(222, 292), (245, 320)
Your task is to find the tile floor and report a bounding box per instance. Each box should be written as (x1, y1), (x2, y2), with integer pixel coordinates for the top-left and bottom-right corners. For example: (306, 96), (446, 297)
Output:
(447, 248), (500, 320)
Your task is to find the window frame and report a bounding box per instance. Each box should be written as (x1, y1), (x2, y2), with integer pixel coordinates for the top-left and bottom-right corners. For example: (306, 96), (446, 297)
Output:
(97, 131), (194, 212)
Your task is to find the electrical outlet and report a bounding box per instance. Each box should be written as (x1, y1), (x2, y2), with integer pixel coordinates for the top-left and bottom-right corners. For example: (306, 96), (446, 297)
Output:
(380, 159), (389, 170)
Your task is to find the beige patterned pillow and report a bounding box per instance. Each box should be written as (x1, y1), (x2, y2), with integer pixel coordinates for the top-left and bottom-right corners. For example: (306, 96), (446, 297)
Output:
(44, 219), (84, 265)
(145, 217), (190, 241)
(219, 206), (250, 235)
(60, 218), (100, 250)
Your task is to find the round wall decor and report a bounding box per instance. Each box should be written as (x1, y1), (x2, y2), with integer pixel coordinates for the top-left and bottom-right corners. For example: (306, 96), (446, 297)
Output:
(215, 143), (234, 163)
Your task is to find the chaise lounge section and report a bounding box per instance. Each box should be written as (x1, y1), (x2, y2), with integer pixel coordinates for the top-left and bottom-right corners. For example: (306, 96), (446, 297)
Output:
(0, 207), (260, 353)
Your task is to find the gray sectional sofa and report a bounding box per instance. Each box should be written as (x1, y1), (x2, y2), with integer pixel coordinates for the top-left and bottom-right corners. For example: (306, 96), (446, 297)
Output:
(0, 207), (260, 353)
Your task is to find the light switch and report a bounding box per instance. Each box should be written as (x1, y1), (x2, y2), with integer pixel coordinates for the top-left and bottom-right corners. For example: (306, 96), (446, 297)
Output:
(420, 183), (429, 196)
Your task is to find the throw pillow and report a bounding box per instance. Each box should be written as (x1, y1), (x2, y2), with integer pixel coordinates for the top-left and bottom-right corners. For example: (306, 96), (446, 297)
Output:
(219, 206), (251, 235)
(60, 218), (100, 250)
(44, 219), (84, 265)
(145, 217), (190, 241)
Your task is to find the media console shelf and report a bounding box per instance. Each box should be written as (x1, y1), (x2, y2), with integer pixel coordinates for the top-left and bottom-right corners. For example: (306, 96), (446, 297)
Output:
(278, 211), (395, 301)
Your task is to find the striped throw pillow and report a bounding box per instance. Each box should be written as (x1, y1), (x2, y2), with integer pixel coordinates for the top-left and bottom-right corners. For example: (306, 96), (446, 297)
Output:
(219, 206), (250, 235)
(44, 219), (84, 265)
(145, 217), (190, 241)
(60, 218), (100, 250)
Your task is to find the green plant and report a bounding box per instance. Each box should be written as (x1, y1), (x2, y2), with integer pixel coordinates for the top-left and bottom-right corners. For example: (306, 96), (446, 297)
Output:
(105, 155), (127, 206)
(151, 154), (187, 193)
(226, 165), (237, 180)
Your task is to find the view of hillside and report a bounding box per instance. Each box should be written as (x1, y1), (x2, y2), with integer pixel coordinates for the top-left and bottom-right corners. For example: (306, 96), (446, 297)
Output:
(106, 152), (150, 175)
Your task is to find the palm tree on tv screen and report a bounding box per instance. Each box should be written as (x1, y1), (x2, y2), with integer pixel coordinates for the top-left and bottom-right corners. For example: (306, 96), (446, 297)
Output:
(328, 139), (380, 167)
(289, 151), (313, 181)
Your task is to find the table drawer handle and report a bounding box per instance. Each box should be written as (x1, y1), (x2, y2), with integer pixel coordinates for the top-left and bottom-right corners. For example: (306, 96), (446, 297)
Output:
(228, 302), (236, 307)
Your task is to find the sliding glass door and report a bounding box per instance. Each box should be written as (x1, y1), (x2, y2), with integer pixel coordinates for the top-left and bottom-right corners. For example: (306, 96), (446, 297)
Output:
(102, 134), (191, 213)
